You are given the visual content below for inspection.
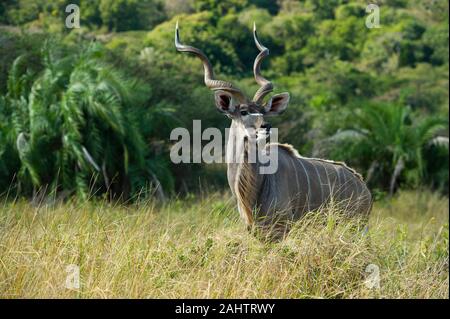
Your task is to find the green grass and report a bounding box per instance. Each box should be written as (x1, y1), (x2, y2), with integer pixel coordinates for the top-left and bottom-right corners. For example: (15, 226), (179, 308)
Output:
(0, 190), (448, 298)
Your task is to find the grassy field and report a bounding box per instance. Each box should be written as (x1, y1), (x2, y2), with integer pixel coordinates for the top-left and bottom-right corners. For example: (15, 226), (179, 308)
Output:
(0, 190), (448, 298)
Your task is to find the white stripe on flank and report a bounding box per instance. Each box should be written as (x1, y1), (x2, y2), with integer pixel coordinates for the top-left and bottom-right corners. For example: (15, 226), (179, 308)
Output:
(341, 167), (347, 198)
(346, 172), (358, 211)
(332, 164), (341, 198)
(318, 161), (332, 201)
(288, 156), (300, 212)
(354, 179), (362, 212)
(297, 158), (311, 212)
(312, 161), (324, 204)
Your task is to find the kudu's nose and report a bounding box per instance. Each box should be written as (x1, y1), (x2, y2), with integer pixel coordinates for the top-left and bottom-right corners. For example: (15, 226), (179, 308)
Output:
(261, 123), (271, 132)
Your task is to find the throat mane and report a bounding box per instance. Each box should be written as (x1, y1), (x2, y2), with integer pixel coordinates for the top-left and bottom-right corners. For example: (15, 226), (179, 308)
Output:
(234, 139), (258, 225)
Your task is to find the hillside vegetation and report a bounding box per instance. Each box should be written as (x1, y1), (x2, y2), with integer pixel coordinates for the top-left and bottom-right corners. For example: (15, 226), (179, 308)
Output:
(0, 0), (448, 200)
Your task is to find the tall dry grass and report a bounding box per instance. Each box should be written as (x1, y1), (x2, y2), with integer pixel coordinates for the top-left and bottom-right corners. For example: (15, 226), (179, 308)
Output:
(0, 190), (448, 298)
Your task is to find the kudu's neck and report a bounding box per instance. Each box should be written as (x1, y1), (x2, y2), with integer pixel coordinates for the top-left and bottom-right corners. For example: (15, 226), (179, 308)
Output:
(226, 120), (262, 168)
(226, 120), (262, 225)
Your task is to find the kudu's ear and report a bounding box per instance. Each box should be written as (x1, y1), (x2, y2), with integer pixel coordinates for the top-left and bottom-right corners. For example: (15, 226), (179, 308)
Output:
(264, 92), (290, 116)
(214, 90), (235, 113)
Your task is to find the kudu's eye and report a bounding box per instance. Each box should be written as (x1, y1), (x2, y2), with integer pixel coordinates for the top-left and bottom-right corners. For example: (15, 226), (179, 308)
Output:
(240, 110), (248, 116)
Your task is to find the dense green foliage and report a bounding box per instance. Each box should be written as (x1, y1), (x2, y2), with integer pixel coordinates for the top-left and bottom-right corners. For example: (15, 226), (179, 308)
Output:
(0, 40), (175, 200)
(0, 0), (448, 200)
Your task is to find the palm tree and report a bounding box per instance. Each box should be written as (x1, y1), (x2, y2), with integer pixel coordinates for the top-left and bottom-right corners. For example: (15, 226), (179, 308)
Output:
(0, 41), (175, 201)
(318, 102), (448, 195)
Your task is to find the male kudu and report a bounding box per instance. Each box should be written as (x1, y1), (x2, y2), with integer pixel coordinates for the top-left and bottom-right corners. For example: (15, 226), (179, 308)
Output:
(175, 22), (372, 240)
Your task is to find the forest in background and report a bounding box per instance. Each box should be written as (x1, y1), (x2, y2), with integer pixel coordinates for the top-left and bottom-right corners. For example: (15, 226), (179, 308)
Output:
(0, 0), (448, 201)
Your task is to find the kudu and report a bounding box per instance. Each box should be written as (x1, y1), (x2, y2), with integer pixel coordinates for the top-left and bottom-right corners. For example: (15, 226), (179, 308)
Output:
(175, 22), (372, 240)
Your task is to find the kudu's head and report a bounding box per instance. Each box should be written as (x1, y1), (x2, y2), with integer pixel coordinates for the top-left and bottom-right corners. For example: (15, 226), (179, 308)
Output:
(175, 22), (290, 139)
